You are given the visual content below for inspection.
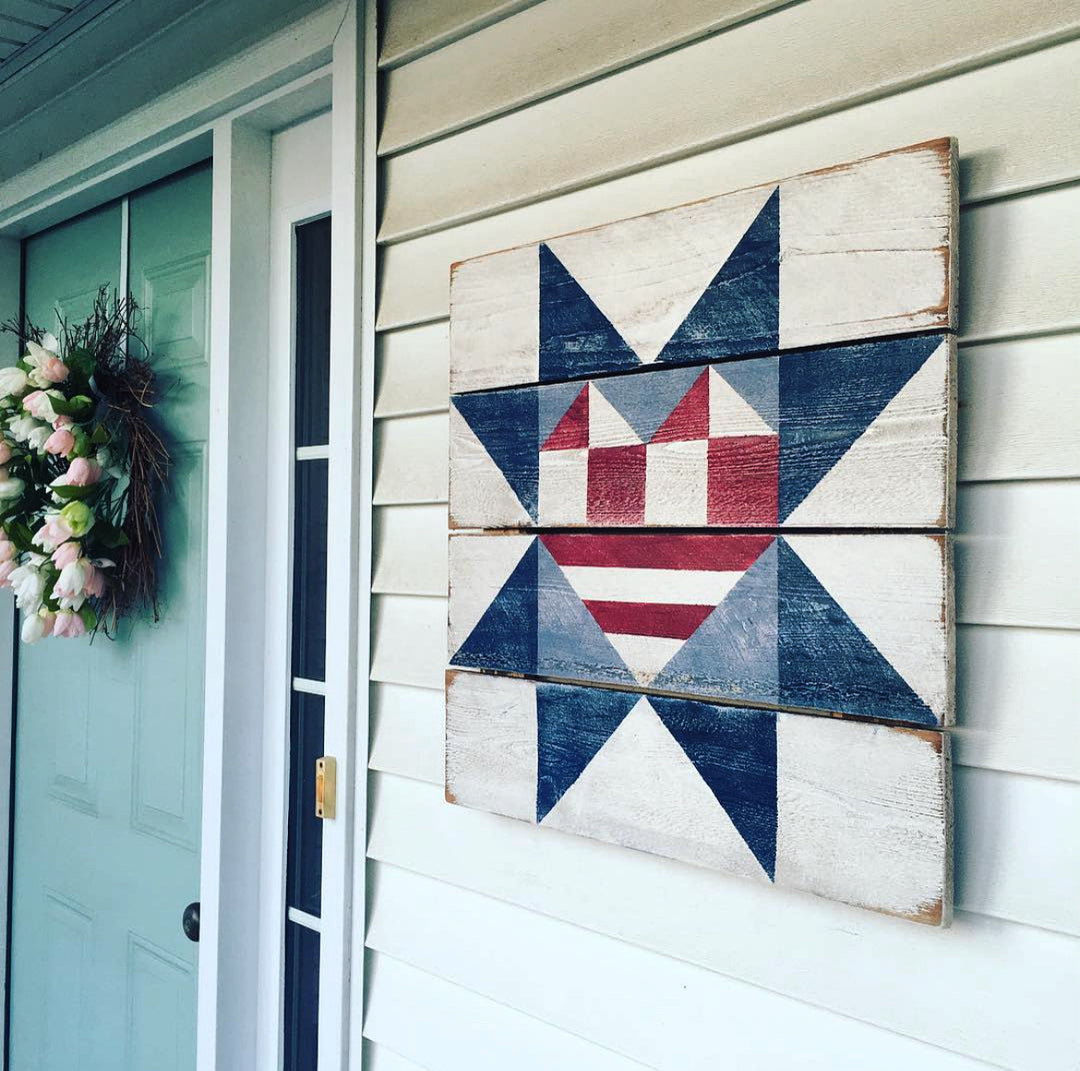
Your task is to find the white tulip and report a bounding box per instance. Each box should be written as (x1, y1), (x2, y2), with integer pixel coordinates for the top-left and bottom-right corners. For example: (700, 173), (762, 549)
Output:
(0, 475), (24, 500)
(8, 563), (45, 614)
(26, 424), (51, 453)
(21, 612), (46, 644)
(7, 414), (39, 443)
(0, 366), (28, 400)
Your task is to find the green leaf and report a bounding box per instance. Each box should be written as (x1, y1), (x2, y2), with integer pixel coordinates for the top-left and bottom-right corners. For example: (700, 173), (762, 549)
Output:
(50, 483), (93, 501)
(48, 394), (94, 418)
(93, 520), (129, 549)
(65, 348), (95, 380)
(78, 604), (98, 631)
(90, 423), (110, 446)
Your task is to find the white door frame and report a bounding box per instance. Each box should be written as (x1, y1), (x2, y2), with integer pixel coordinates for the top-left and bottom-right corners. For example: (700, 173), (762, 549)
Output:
(0, 3), (377, 1068)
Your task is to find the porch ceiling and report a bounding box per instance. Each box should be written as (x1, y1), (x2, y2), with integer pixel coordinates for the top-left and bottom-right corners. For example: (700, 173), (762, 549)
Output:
(0, 0), (118, 78)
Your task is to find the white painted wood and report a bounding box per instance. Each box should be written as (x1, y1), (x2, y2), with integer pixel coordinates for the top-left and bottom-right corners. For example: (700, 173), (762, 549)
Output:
(450, 141), (954, 392)
(363, 1041), (429, 1071)
(375, 319), (449, 417)
(377, 36), (1080, 329)
(368, 770), (1080, 1070)
(445, 672), (949, 922)
(364, 950), (647, 1070)
(375, 678), (1080, 934)
(378, 1), (1080, 241)
(380, 0), (791, 153)
(202, 117), (273, 1071)
(370, 594), (449, 690)
(368, 862), (997, 1070)
(379, 0), (543, 68)
(958, 335), (1080, 481)
(0, 3), (344, 237)
(956, 480), (1080, 628)
(953, 626), (1080, 782)
(256, 110), (333, 1071)
(372, 504), (449, 595)
(373, 411), (450, 504)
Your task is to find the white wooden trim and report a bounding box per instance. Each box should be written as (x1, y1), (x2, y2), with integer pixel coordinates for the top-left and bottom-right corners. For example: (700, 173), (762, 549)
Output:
(288, 906), (324, 933)
(256, 115), (333, 1071)
(297, 444), (331, 460)
(201, 116), (274, 1071)
(348, 0), (380, 1061)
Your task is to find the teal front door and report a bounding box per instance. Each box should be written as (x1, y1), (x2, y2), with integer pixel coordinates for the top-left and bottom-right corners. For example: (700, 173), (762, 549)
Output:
(8, 165), (212, 1070)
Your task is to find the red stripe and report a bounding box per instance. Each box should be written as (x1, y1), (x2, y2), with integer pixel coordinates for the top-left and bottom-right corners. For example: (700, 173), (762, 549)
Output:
(583, 600), (715, 640)
(541, 533), (773, 571)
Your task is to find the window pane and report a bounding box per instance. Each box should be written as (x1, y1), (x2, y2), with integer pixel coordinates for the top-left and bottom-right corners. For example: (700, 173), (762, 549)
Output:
(287, 692), (324, 916)
(284, 922), (320, 1071)
(291, 458), (328, 681)
(295, 216), (331, 447)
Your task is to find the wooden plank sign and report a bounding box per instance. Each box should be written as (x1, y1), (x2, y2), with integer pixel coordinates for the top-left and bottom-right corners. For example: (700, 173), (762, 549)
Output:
(449, 532), (952, 727)
(446, 672), (951, 925)
(451, 333), (955, 529)
(449, 138), (956, 393)
(445, 138), (957, 921)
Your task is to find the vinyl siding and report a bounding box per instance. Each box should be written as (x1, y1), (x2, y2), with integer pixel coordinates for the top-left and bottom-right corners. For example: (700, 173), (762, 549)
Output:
(365, 2), (1080, 1066)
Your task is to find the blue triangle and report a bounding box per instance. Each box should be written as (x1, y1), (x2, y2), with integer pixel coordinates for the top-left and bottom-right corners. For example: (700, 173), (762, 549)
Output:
(453, 385), (539, 520)
(777, 539), (937, 725)
(649, 696), (778, 879)
(716, 356), (779, 431)
(451, 540), (538, 675)
(778, 334), (943, 521)
(539, 243), (641, 382)
(590, 364), (704, 443)
(536, 541), (636, 688)
(657, 188), (780, 365)
(539, 379), (586, 445)
(536, 682), (641, 822)
(652, 540), (778, 705)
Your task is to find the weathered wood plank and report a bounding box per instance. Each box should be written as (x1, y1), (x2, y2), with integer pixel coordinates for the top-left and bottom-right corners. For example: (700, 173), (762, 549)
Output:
(451, 334), (954, 529)
(448, 532), (952, 726)
(445, 672), (950, 923)
(379, 0), (1079, 241)
(379, 0), (790, 153)
(449, 140), (956, 392)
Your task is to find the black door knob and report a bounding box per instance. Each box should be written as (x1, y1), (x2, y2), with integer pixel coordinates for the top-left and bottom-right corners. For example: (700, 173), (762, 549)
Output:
(182, 901), (200, 943)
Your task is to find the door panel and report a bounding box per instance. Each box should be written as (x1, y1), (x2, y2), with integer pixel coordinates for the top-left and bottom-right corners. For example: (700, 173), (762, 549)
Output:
(9, 166), (211, 1071)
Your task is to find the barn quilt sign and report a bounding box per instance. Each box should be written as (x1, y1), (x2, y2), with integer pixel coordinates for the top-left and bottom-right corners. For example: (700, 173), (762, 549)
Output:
(446, 139), (957, 924)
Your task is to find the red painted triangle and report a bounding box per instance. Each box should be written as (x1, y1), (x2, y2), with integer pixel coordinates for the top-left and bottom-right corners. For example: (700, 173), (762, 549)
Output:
(651, 369), (709, 443)
(541, 385), (589, 450)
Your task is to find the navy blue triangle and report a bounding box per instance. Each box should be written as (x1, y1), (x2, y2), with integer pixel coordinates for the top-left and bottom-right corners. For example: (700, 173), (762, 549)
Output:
(657, 188), (780, 366)
(778, 334), (943, 521)
(591, 364), (704, 443)
(649, 696), (777, 879)
(451, 540), (538, 675)
(536, 541), (636, 687)
(652, 540), (778, 705)
(536, 682), (641, 822)
(453, 385), (539, 520)
(777, 539), (937, 725)
(539, 243), (641, 382)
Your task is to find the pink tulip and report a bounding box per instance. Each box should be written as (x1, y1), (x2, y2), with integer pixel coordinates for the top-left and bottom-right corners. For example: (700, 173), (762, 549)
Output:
(39, 356), (69, 384)
(65, 458), (102, 486)
(0, 440), (12, 464)
(44, 428), (75, 457)
(53, 415), (72, 430)
(0, 539), (14, 562)
(51, 541), (81, 569)
(52, 611), (86, 639)
(32, 516), (72, 552)
(0, 560), (15, 586)
(22, 391), (46, 418)
(83, 564), (106, 597)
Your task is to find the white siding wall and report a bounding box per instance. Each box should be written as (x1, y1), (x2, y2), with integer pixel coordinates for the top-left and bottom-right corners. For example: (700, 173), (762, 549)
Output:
(364, 2), (1080, 1067)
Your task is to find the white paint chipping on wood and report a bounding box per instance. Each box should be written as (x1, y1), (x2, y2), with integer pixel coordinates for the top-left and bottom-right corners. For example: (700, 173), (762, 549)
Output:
(378, 0), (1080, 241)
(449, 140), (955, 392)
(377, 38), (1080, 331)
(380, 0), (791, 153)
(367, 771), (1080, 1070)
(367, 862), (998, 1070)
(445, 672), (950, 923)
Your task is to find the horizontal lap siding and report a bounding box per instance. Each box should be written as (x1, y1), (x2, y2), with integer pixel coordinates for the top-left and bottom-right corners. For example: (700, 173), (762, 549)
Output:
(368, 3), (1080, 1067)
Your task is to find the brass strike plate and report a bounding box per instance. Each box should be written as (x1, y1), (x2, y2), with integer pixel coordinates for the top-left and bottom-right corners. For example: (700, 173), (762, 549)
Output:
(315, 756), (336, 820)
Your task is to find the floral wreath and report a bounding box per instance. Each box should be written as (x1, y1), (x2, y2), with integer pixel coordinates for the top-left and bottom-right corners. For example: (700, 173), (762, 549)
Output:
(0, 289), (169, 642)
